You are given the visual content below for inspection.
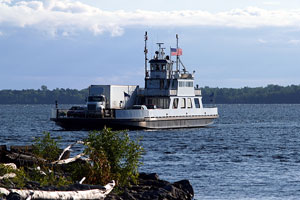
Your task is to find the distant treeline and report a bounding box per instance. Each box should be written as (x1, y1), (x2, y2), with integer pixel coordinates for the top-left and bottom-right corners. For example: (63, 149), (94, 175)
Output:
(0, 85), (88, 104)
(1, 84), (300, 104)
(201, 84), (300, 104)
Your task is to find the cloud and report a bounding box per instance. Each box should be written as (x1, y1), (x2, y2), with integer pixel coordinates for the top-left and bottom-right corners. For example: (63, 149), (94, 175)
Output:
(258, 39), (267, 44)
(288, 40), (300, 45)
(1, 0), (300, 37)
(263, 2), (280, 6)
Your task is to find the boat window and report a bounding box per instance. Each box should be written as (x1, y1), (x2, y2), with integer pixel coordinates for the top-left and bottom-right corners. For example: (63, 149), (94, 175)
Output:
(187, 98), (192, 108)
(160, 80), (164, 89)
(172, 81), (177, 89)
(194, 98), (200, 108)
(178, 81), (194, 87)
(179, 81), (183, 87)
(156, 64), (159, 70)
(172, 98), (179, 109)
(162, 64), (166, 71)
(151, 64), (155, 71)
(187, 81), (193, 87)
(181, 98), (186, 109)
(88, 96), (105, 102)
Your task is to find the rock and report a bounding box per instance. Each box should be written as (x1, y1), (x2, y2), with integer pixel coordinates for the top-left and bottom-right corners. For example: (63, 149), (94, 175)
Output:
(6, 192), (22, 200)
(0, 145), (9, 163)
(106, 173), (194, 200)
(10, 146), (33, 154)
(173, 180), (194, 199)
(139, 172), (159, 180)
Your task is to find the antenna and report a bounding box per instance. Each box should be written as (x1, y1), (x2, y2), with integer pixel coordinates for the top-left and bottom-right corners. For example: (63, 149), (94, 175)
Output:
(176, 34), (179, 72)
(156, 43), (164, 59)
(144, 31), (148, 79)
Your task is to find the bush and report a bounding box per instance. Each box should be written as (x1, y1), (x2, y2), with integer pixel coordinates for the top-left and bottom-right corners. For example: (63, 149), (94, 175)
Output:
(3, 129), (144, 189)
(32, 132), (61, 162)
(0, 164), (26, 188)
(84, 128), (144, 187)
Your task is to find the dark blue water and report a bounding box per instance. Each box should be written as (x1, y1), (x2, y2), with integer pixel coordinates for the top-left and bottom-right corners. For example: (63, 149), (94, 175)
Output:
(1, 104), (300, 199)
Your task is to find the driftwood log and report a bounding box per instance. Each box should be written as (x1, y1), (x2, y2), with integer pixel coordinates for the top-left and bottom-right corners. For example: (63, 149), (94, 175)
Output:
(0, 181), (115, 200)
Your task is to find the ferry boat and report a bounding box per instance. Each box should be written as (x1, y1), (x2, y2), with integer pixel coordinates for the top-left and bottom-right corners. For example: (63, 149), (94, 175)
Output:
(50, 32), (218, 130)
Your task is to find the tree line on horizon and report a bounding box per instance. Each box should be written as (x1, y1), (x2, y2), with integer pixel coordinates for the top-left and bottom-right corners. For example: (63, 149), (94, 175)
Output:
(0, 85), (88, 104)
(0, 84), (300, 104)
(201, 84), (300, 104)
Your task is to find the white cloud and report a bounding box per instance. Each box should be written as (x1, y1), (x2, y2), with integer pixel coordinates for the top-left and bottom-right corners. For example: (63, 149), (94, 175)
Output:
(263, 2), (280, 6)
(288, 40), (300, 45)
(0, 0), (11, 4)
(1, 0), (300, 37)
(258, 39), (267, 44)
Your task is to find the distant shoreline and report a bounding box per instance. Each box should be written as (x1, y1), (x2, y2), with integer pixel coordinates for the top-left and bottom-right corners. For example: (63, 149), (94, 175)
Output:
(1, 84), (300, 104)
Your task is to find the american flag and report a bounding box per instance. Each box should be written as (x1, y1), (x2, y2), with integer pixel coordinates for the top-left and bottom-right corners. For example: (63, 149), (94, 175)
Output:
(171, 48), (183, 56)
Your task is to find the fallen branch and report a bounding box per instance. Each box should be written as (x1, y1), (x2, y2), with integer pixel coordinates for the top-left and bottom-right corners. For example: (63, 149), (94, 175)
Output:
(0, 173), (16, 180)
(51, 153), (85, 165)
(0, 181), (115, 200)
(6, 152), (46, 163)
(3, 163), (17, 170)
(58, 141), (84, 161)
(79, 177), (86, 184)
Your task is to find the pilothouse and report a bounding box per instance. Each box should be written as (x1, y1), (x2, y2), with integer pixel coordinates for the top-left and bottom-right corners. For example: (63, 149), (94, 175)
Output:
(51, 32), (218, 130)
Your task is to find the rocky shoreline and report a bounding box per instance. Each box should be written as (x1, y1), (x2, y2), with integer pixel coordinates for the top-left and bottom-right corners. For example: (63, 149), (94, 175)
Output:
(0, 145), (194, 200)
(106, 173), (194, 200)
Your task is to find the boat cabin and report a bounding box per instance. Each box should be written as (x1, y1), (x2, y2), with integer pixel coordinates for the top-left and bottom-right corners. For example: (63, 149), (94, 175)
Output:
(139, 42), (202, 110)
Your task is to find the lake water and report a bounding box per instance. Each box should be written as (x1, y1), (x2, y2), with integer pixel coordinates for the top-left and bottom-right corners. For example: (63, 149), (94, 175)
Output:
(1, 104), (300, 199)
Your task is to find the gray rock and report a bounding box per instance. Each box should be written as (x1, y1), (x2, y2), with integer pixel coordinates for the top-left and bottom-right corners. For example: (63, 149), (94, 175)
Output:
(106, 173), (194, 200)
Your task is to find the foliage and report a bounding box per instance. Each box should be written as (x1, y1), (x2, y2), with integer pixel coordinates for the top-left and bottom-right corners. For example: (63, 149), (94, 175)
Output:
(0, 164), (26, 188)
(2, 84), (300, 104)
(64, 160), (90, 183)
(27, 166), (71, 187)
(30, 132), (72, 187)
(0, 164), (15, 176)
(84, 128), (144, 187)
(0, 86), (88, 104)
(0, 129), (144, 190)
(201, 84), (300, 104)
(32, 132), (61, 162)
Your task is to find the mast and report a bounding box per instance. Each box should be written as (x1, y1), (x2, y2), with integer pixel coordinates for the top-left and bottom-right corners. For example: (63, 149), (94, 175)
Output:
(144, 31), (148, 78)
(176, 34), (179, 72)
(144, 31), (148, 89)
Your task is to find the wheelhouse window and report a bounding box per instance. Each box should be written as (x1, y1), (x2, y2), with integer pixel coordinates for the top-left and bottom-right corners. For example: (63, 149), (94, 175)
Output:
(181, 98), (186, 109)
(194, 98), (200, 108)
(178, 81), (193, 87)
(172, 98), (179, 109)
(151, 64), (155, 71)
(187, 98), (192, 108)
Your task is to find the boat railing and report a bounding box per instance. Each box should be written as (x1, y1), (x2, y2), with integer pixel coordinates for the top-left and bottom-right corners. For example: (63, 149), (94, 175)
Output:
(51, 108), (116, 119)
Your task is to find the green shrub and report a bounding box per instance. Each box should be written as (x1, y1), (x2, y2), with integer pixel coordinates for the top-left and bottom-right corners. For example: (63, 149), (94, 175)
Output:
(27, 166), (71, 187)
(3, 129), (144, 189)
(32, 132), (61, 162)
(0, 164), (26, 188)
(84, 128), (144, 187)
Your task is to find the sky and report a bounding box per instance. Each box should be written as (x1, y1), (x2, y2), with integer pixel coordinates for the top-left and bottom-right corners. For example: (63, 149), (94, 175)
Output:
(0, 0), (300, 90)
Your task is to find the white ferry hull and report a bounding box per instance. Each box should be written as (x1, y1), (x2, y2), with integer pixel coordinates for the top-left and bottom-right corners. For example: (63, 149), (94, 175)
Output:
(51, 115), (218, 130)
